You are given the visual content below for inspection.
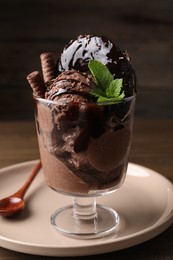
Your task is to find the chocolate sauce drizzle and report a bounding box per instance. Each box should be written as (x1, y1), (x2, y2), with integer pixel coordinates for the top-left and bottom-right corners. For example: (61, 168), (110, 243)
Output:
(58, 35), (136, 97)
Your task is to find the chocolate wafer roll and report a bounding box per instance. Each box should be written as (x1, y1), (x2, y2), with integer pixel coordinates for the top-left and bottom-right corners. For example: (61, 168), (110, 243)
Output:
(40, 52), (56, 82)
(26, 71), (46, 98)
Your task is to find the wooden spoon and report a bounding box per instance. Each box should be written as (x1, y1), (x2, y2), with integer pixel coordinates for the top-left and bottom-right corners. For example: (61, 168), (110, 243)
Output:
(0, 161), (41, 217)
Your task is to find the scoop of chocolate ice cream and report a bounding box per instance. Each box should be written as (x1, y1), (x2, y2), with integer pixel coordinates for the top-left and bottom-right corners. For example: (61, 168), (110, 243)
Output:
(45, 70), (95, 101)
(44, 70), (97, 141)
(58, 35), (136, 97)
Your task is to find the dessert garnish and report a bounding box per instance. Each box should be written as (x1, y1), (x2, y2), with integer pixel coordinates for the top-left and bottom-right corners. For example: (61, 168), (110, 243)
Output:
(26, 71), (46, 98)
(40, 52), (56, 83)
(88, 60), (125, 103)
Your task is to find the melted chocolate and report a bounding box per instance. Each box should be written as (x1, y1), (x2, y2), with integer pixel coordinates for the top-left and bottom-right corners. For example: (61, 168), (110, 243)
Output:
(58, 35), (136, 96)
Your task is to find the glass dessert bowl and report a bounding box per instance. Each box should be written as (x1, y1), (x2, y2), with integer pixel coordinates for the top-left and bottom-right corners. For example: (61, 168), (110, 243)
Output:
(27, 34), (137, 239)
(34, 94), (135, 239)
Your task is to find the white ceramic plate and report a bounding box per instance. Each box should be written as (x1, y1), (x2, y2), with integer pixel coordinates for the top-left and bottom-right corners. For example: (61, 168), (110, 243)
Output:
(0, 160), (173, 256)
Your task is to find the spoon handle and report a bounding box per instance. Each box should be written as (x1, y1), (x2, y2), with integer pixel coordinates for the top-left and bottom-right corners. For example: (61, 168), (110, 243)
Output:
(12, 161), (42, 199)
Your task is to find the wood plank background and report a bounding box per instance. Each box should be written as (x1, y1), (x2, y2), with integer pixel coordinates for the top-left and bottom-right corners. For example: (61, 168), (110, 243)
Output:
(0, 0), (173, 120)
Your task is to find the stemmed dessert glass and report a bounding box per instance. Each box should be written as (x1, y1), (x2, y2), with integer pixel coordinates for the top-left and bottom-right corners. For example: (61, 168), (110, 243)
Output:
(34, 95), (135, 239)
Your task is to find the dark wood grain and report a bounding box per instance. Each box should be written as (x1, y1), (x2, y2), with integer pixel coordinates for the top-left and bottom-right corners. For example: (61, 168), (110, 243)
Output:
(0, 0), (173, 120)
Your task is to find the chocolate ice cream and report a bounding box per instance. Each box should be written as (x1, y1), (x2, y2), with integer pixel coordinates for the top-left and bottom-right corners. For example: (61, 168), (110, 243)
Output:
(28, 34), (136, 195)
(45, 70), (95, 101)
(58, 35), (136, 97)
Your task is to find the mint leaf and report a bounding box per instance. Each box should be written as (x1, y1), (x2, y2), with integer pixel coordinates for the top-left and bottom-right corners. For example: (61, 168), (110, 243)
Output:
(106, 79), (125, 99)
(90, 88), (106, 98)
(88, 60), (125, 103)
(88, 60), (113, 91)
(97, 96), (122, 103)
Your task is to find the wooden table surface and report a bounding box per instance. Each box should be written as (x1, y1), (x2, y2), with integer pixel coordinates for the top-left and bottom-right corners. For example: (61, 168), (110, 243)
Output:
(0, 119), (173, 259)
(0, 0), (173, 259)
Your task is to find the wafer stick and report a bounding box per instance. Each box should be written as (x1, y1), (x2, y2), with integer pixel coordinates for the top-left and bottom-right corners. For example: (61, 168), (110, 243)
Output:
(26, 71), (46, 97)
(40, 52), (56, 82)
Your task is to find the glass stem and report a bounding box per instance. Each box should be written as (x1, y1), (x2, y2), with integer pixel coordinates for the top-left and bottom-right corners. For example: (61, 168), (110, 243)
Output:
(73, 197), (97, 220)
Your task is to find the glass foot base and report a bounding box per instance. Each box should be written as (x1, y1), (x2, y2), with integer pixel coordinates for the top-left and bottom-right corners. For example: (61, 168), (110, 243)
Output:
(51, 204), (120, 239)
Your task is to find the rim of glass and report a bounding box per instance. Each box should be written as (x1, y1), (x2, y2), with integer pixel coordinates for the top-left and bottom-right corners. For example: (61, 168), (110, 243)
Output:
(33, 94), (136, 105)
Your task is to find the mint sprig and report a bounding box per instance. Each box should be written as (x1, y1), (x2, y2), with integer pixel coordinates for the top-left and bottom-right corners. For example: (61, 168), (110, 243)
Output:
(88, 60), (125, 103)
